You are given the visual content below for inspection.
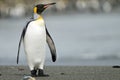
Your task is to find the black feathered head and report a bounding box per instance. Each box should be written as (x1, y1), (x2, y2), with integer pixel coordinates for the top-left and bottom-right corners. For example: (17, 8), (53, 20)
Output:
(34, 3), (56, 14)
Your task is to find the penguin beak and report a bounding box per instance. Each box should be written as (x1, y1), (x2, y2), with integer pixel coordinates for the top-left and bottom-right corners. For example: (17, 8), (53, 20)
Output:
(44, 3), (56, 9)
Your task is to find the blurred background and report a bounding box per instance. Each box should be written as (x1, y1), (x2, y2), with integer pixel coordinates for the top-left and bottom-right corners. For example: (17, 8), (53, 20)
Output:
(0, 0), (120, 66)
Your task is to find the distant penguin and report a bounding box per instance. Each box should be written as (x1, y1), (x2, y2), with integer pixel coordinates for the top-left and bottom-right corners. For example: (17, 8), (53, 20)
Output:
(17, 3), (56, 77)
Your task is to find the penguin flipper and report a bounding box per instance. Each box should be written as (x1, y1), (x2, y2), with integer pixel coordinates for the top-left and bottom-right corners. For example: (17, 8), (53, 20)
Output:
(17, 28), (24, 64)
(46, 28), (57, 62)
(17, 21), (32, 64)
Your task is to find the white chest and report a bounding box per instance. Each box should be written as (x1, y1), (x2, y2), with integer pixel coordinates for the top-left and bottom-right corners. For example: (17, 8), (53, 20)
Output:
(26, 19), (45, 36)
(24, 20), (46, 51)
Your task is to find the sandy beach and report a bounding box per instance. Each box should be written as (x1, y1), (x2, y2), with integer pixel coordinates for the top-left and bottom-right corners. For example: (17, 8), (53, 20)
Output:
(0, 66), (120, 80)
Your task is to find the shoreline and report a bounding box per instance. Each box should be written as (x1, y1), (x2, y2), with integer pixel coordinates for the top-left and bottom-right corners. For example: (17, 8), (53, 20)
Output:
(0, 66), (120, 80)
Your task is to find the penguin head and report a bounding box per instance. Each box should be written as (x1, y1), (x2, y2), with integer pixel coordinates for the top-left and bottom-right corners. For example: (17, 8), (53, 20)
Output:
(34, 3), (56, 14)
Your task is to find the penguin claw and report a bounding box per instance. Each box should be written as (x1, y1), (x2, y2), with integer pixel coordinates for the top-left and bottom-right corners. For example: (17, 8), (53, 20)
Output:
(38, 69), (49, 77)
(31, 70), (37, 77)
(31, 69), (49, 77)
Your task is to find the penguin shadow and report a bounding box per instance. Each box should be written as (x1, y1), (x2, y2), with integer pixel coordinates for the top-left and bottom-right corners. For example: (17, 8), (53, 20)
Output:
(16, 68), (50, 78)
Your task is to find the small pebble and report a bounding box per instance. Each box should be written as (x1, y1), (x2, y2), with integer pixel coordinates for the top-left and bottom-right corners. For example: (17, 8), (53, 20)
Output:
(112, 65), (120, 68)
(23, 76), (36, 80)
(61, 73), (65, 75)
(18, 68), (24, 71)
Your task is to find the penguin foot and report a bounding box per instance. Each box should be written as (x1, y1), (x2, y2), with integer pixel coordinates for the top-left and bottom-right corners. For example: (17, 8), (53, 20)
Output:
(38, 69), (49, 77)
(31, 70), (37, 77)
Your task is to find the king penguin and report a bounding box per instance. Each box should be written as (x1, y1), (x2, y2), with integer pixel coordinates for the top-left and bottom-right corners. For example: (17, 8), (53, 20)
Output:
(17, 3), (56, 77)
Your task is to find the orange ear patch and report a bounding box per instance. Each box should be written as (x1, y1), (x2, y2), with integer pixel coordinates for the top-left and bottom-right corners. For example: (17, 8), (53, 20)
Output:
(34, 7), (37, 13)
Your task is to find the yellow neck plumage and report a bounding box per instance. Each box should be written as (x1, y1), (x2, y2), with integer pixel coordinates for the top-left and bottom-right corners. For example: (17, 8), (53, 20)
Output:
(37, 16), (44, 21)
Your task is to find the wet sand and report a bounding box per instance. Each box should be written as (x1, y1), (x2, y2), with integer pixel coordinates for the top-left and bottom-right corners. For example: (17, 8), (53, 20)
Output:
(0, 66), (120, 80)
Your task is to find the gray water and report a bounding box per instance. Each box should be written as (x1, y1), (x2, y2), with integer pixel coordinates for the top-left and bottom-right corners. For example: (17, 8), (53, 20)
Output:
(0, 13), (120, 66)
